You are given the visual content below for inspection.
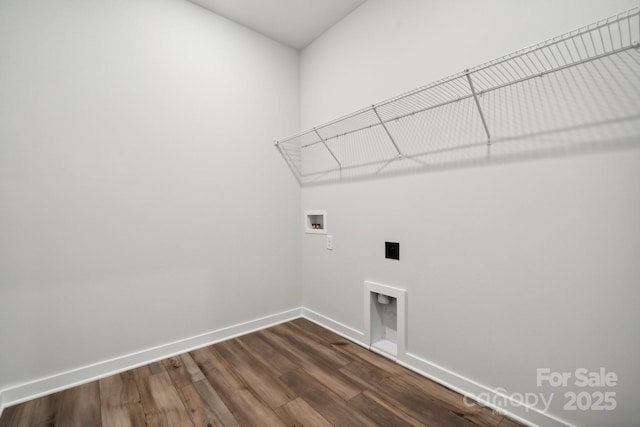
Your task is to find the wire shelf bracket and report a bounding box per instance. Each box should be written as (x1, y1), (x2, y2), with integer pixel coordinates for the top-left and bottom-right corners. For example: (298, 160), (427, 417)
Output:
(466, 70), (492, 145)
(313, 128), (342, 171)
(372, 105), (404, 158)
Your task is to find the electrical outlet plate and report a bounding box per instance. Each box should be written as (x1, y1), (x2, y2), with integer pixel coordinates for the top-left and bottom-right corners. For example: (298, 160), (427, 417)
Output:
(326, 235), (333, 250)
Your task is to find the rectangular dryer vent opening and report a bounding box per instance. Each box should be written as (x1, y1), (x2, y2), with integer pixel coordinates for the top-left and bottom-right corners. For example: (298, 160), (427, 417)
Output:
(364, 281), (406, 360)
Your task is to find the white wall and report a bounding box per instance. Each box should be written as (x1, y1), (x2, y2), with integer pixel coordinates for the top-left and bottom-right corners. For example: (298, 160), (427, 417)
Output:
(0, 0), (300, 395)
(300, 1), (640, 426)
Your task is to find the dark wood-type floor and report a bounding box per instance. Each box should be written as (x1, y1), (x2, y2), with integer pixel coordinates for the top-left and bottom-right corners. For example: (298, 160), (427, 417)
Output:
(0, 319), (525, 427)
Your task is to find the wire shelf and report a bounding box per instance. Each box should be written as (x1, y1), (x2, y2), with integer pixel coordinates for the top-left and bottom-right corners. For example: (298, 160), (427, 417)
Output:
(275, 8), (640, 185)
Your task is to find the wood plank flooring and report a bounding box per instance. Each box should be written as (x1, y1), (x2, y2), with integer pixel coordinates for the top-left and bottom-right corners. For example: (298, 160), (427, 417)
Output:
(0, 319), (525, 427)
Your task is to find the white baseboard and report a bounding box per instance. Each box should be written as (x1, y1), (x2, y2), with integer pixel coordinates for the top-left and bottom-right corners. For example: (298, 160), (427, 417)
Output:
(301, 307), (367, 347)
(0, 307), (303, 411)
(0, 306), (572, 427)
(302, 308), (572, 427)
(399, 352), (572, 427)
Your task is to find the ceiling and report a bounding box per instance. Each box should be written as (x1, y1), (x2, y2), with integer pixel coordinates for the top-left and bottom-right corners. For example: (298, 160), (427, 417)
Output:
(187, 0), (367, 50)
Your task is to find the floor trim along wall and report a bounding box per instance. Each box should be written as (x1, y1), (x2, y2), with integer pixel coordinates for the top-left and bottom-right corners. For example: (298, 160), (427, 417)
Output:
(301, 307), (367, 347)
(0, 307), (303, 417)
(1, 306), (571, 427)
(398, 353), (571, 427)
(304, 307), (572, 427)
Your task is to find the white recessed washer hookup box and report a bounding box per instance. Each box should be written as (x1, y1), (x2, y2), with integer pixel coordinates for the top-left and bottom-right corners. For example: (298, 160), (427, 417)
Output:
(305, 210), (327, 234)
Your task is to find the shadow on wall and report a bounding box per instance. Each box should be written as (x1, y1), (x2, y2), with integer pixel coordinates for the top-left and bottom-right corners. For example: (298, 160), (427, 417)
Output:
(288, 118), (640, 187)
(276, 9), (640, 186)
